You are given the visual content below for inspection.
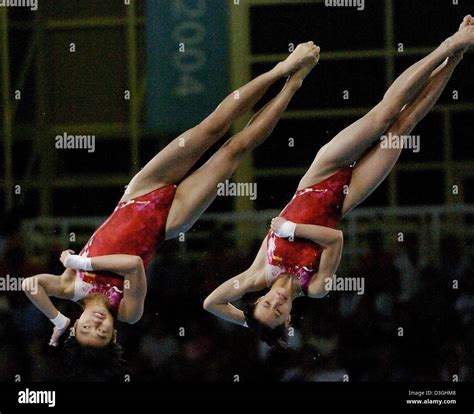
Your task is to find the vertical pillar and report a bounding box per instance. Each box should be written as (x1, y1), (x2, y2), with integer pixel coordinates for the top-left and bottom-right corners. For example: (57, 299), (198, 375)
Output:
(127, 0), (139, 174)
(229, 0), (255, 252)
(36, 7), (53, 216)
(1, 8), (13, 212)
(385, 0), (397, 207)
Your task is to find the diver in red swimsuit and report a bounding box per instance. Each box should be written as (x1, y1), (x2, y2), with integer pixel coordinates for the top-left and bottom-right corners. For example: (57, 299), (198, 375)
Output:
(21, 42), (320, 368)
(204, 17), (474, 346)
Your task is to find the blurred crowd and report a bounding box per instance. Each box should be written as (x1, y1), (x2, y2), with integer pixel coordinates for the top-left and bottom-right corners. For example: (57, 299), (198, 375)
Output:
(0, 216), (473, 382)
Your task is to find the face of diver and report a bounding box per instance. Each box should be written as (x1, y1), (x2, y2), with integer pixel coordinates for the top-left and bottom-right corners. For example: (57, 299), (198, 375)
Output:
(74, 305), (116, 348)
(253, 287), (292, 329)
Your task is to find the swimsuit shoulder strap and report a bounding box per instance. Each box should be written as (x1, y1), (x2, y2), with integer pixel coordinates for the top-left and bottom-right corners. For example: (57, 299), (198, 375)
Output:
(71, 271), (89, 302)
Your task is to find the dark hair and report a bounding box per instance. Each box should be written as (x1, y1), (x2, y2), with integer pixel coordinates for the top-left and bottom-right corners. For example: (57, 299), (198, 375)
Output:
(243, 301), (289, 348)
(63, 335), (127, 381)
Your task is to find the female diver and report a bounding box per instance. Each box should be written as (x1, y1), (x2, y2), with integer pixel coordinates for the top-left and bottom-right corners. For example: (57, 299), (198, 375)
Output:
(21, 42), (320, 363)
(204, 17), (474, 346)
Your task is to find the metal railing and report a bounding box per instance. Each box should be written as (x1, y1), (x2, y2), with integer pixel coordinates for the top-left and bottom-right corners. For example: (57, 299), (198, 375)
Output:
(21, 204), (474, 263)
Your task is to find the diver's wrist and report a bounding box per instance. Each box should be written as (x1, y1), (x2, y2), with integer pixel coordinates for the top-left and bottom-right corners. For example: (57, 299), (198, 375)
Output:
(276, 220), (297, 239)
(50, 312), (69, 330)
(64, 254), (93, 271)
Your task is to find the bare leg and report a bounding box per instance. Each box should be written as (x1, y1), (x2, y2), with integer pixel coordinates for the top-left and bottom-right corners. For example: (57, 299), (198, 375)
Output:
(342, 20), (470, 216)
(123, 43), (319, 201)
(165, 61), (317, 238)
(298, 20), (474, 190)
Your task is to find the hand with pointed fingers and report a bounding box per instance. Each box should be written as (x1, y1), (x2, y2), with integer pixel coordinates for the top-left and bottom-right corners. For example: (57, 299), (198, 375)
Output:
(49, 317), (71, 347)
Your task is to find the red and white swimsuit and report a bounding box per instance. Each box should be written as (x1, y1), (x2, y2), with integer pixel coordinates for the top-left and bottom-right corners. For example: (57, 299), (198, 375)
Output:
(266, 167), (353, 295)
(72, 184), (177, 312)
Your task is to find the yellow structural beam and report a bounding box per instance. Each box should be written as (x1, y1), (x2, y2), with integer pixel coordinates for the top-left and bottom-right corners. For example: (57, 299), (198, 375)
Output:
(127, 1), (140, 174)
(1, 7), (13, 212)
(229, 0), (255, 251)
(256, 161), (474, 178)
(10, 17), (146, 30)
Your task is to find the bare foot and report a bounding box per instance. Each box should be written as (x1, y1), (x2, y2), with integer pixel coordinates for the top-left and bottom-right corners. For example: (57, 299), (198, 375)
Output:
(458, 14), (473, 31)
(287, 48), (320, 88)
(449, 15), (473, 61)
(450, 14), (474, 50)
(277, 41), (320, 76)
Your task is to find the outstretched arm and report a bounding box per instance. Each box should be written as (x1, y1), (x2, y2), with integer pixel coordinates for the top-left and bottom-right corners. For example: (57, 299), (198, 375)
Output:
(60, 251), (147, 324)
(203, 238), (268, 326)
(271, 218), (343, 298)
